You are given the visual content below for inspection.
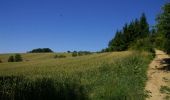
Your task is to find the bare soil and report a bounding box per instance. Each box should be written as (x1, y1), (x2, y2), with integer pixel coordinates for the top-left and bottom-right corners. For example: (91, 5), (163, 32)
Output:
(145, 50), (170, 100)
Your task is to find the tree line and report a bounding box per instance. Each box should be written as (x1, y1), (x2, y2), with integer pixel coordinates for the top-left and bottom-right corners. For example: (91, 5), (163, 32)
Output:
(154, 2), (170, 54)
(28, 48), (53, 53)
(102, 2), (170, 54)
(102, 13), (151, 52)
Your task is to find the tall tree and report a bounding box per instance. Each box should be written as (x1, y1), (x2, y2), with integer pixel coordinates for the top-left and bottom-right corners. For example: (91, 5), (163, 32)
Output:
(139, 13), (150, 38)
(156, 2), (170, 53)
(106, 13), (150, 52)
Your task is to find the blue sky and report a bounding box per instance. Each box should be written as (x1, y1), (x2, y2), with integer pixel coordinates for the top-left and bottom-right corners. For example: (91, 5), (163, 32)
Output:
(0, 0), (166, 53)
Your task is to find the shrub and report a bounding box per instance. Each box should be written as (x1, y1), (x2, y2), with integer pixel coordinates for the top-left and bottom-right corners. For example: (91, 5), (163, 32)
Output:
(72, 51), (78, 57)
(164, 39), (170, 54)
(8, 56), (14, 62)
(129, 38), (154, 53)
(54, 55), (66, 58)
(15, 54), (23, 62)
(78, 52), (83, 56)
(54, 55), (59, 58)
(0, 59), (2, 63)
(77, 51), (92, 56)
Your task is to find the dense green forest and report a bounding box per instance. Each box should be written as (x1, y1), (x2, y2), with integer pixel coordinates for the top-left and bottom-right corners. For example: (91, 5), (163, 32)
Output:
(155, 2), (170, 54)
(103, 2), (170, 54)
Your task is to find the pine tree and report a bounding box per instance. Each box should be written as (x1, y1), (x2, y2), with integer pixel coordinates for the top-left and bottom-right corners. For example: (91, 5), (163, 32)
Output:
(106, 13), (150, 52)
(139, 13), (149, 38)
(156, 2), (170, 53)
(134, 19), (140, 38)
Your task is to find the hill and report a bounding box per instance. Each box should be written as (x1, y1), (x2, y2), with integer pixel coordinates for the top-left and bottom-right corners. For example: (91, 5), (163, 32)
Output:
(0, 51), (153, 100)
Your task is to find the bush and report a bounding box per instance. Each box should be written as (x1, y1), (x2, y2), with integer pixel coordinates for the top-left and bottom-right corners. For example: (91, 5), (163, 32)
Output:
(15, 54), (23, 62)
(129, 38), (154, 52)
(164, 39), (170, 54)
(8, 56), (14, 62)
(78, 52), (83, 56)
(8, 54), (23, 62)
(72, 51), (78, 57)
(54, 55), (66, 58)
(0, 59), (2, 63)
(77, 51), (92, 56)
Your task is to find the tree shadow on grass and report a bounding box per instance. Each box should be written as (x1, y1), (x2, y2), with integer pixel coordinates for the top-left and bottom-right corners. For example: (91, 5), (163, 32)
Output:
(0, 76), (88, 100)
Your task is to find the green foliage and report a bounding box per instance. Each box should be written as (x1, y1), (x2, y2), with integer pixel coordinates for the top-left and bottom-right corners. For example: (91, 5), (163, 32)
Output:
(15, 54), (23, 62)
(86, 52), (153, 100)
(0, 76), (88, 100)
(28, 48), (53, 53)
(139, 13), (150, 38)
(71, 51), (92, 57)
(78, 51), (92, 56)
(8, 54), (23, 62)
(8, 56), (14, 62)
(107, 13), (150, 52)
(72, 51), (78, 57)
(164, 39), (170, 54)
(156, 2), (170, 54)
(54, 54), (66, 58)
(108, 31), (126, 51)
(0, 59), (2, 63)
(130, 38), (154, 53)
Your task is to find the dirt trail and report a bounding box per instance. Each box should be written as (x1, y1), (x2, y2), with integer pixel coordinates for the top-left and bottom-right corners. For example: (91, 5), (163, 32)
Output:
(145, 50), (170, 100)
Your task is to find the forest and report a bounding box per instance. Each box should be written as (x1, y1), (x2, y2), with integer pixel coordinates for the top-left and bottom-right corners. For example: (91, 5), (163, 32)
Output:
(102, 2), (170, 54)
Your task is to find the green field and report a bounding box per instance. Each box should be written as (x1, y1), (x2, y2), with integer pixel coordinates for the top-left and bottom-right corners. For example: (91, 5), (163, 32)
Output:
(0, 51), (153, 100)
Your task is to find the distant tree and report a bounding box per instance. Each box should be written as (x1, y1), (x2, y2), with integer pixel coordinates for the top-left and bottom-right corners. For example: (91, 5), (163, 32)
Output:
(67, 51), (71, 53)
(72, 51), (78, 57)
(29, 48), (53, 53)
(15, 54), (23, 62)
(8, 56), (14, 62)
(156, 2), (170, 53)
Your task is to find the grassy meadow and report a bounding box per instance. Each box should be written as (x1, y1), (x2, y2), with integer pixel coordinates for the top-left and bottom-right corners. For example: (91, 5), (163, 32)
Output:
(0, 51), (153, 100)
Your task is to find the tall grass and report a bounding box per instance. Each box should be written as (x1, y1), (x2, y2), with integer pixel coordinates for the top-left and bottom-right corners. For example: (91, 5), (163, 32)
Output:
(0, 51), (153, 100)
(81, 52), (153, 100)
(0, 76), (87, 100)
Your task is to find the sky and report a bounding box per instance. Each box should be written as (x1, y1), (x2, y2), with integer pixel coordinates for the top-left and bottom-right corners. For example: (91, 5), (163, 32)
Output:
(0, 0), (167, 53)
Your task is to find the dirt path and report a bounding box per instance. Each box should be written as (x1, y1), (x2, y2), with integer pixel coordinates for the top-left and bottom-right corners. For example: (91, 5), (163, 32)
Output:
(145, 50), (170, 100)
